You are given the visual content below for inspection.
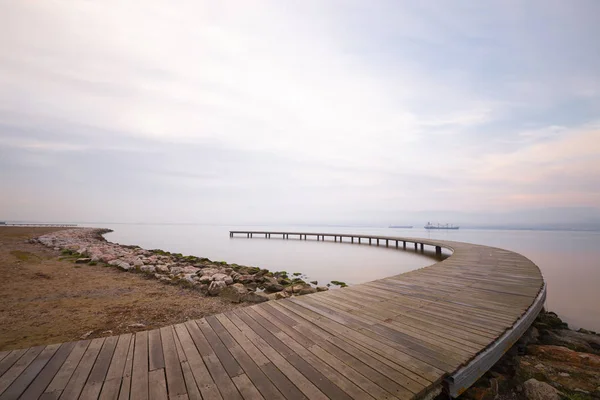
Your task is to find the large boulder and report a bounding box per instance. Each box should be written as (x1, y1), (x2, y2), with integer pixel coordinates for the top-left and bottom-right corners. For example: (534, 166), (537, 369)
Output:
(523, 378), (560, 400)
(264, 277), (284, 293)
(243, 291), (269, 303)
(220, 284), (247, 303)
(208, 280), (227, 296)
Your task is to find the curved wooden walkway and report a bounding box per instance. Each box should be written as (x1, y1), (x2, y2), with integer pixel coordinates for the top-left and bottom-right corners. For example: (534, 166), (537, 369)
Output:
(0, 232), (545, 400)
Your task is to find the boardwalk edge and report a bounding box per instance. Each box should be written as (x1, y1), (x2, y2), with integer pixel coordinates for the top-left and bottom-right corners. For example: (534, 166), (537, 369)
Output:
(444, 281), (547, 398)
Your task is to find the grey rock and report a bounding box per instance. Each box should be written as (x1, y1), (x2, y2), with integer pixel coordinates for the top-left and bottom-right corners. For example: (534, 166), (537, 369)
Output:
(220, 283), (247, 303)
(316, 286), (329, 292)
(198, 275), (212, 284)
(155, 264), (169, 273)
(133, 258), (144, 267)
(243, 291), (269, 303)
(141, 265), (156, 273)
(75, 258), (91, 264)
(299, 287), (317, 295)
(128, 323), (146, 328)
(310, 280), (318, 285)
(523, 378), (560, 400)
(208, 280), (227, 296)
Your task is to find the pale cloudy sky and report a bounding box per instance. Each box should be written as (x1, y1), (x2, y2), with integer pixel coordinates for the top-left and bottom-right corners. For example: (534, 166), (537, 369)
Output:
(1, 1), (599, 225)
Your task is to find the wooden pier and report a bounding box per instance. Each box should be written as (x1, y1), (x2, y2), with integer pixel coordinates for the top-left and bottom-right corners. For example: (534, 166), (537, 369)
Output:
(0, 231), (545, 399)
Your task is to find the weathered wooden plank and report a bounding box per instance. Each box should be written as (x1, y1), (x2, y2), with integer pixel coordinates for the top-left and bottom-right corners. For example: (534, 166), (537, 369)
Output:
(213, 314), (306, 400)
(60, 337), (105, 400)
(131, 331), (149, 400)
(105, 333), (133, 382)
(148, 329), (165, 372)
(232, 373), (264, 400)
(148, 368), (168, 400)
(44, 340), (90, 395)
(0, 345), (45, 396)
(159, 325), (187, 398)
(205, 315), (286, 400)
(225, 311), (328, 400)
(117, 332), (136, 400)
(172, 323), (222, 400)
(79, 335), (119, 399)
(243, 307), (374, 400)
(0, 343), (60, 400)
(18, 342), (76, 400)
(0, 350), (27, 378)
(196, 318), (243, 377)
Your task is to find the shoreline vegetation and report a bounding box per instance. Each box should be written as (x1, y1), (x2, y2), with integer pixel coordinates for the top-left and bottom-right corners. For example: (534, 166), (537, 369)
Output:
(34, 228), (343, 304)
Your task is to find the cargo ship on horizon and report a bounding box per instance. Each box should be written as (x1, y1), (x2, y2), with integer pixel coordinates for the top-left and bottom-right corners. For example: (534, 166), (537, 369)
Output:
(424, 222), (459, 230)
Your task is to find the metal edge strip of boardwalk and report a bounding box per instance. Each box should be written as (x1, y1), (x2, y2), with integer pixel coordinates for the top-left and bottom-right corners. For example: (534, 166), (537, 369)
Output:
(444, 282), (546, 397)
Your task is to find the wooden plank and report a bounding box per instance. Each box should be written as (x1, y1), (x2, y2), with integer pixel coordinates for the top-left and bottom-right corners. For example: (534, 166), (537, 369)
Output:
(79, 335), (119, 399)
(183, 320), (242, 400)
(243, 307), (374, 400)
(159, 325), (187, 397)
(148, 369), (168, 400)
(205, 315), (287, 400)
(131, 331), (149, 400)
(44, 341), (90, 395)
(18, 342), (76, 400)
(225, 311), (328, 400)
(60, 337), (105, 400)
(255, 303), (412, 400)
(273, 300), (430, 390)
(106, 333), (134, 381)
(0, 345), (45, 396)
(0, 350), (27, 381)
(232, 373), (264, 400)
(0, 343), (60, 400)
(117, 333), (136, 400)
(172, 323), (222, 400)
(0, 353), (11, 366)
(196, 318), (243, 377)
(148, 329), (164, 372)
(213, 314), (306, 400)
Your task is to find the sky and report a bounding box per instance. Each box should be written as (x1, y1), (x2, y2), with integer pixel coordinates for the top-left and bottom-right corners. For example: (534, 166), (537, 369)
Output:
(1, 1), (599, 226)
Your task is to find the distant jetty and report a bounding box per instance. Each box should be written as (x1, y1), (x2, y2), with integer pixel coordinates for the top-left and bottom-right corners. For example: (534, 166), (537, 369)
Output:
(388, 225), (413, 228)
(424, 222), (459, 230)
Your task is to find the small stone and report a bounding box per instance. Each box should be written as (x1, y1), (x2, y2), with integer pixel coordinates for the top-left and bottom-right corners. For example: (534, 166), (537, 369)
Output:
(128, 323), (146, 328)
(523, 378), (560, 400)
(208, 280), (227, 296)
(316, 286), (329, 292)
(558, 372), (570, 377)
(102, 330), (113, 335)
(154, 264), (167, 272)
(140, 265), (156, 273)
(274, 291), (290, 300)
(80, 330), (94, 339)
(574, 388), (589, 394)
(75, 258), (91, 264)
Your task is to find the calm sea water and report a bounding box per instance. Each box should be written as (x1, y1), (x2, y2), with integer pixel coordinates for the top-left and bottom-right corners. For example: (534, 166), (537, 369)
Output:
(88, 224), (600, 331)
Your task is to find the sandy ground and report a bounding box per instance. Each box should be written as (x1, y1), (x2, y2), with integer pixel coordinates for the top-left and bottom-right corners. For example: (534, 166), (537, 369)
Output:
(0, 227), (247, 350)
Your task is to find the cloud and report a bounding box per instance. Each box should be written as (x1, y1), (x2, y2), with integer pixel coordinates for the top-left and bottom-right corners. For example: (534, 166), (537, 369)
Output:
(0, 0), (599, 224)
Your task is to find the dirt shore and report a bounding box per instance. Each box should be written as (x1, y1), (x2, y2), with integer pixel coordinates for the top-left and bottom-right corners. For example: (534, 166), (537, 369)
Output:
(0, 227), (246, 350)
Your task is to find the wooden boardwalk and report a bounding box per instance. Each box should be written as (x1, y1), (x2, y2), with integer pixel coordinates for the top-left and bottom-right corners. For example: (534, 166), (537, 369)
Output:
(0, 232), (545, 400)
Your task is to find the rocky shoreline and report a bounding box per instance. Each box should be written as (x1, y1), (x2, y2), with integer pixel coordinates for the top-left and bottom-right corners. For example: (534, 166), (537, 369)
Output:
(32, 228), (333, 304)
(459, 311), (600, 400)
